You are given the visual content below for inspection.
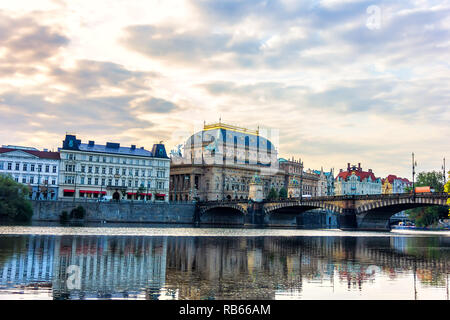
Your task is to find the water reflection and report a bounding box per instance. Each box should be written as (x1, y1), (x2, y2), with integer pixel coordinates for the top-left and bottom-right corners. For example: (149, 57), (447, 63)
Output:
(0, 232), (448, 300)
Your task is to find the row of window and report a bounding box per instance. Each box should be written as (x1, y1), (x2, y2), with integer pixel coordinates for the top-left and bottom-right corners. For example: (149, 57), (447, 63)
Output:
(64, 164), (166, 178)
(10, 176), (57, 185)
(0, 162), (57, 173)
(63, 176), (166, 189)
(65, 153), (168, 167)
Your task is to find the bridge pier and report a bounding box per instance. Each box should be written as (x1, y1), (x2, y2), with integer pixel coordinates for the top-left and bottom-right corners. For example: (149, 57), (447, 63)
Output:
(338, 210), (358, 230)
(244, 202), (266, 226)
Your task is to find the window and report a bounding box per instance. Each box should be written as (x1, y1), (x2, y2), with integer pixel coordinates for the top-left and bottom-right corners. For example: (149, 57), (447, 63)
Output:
(95, 178), (99, 185)
(87, 177), (92, 185)
(23, 163), (28, 171)
(88, 166), (92, 173)
(30, 164), (34, 171)
(89, 156), (93, 162)
(109, 167), (113, 174)
(115, 168), (119, 175)
(122, 168), (126, 175)
(37, 164), (42, 172)
(102, 167), (106, 174)
(95, 166), (99, 174)
(103, 157), (106, 163)
(22, 177), (26, 183)
(157, 171), (165, 178)
(81, 165), (85, 173)
(52, 166), (57, 173)
(30, 176), (34, 184)
(115, 179), (118, 186)
(15, 163), (20, 171)
(45, 165), (50, 173)
(80, 177), (85, 184)
(101, 178), (105, 186)
(65, 176), (75, 184)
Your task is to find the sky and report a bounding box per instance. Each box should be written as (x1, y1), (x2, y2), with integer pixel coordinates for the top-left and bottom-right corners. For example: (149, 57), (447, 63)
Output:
(0, 0), (449, 179)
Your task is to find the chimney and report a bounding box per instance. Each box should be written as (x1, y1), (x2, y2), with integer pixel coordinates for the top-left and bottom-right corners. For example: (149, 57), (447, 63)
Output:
(340, 169), (343, 173)
(358, 163), (361, 171)
(88, 140), (95, 147)
(347, 163), (351, 171)
(368, 169), (372, 173)
(131, 145), (136, 150)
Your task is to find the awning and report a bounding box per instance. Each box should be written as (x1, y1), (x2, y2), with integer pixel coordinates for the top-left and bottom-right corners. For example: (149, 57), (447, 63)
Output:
(127, 192), (137, 195)
(156, 193), (166, 197)
(63, 189), (75, 193)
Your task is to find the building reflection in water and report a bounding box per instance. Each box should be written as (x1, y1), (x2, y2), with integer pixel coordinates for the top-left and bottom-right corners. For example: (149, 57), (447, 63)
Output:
(0, 234), (448, 299)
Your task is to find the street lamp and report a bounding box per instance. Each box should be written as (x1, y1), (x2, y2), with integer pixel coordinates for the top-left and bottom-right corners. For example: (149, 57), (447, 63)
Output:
(73, 170), (80, 203)
(442, 157), (446, 188)
(412, 153), (417, 201)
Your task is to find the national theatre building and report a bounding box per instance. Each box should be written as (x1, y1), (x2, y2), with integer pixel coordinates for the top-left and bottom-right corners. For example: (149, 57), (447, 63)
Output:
(169, 122), (328, 201)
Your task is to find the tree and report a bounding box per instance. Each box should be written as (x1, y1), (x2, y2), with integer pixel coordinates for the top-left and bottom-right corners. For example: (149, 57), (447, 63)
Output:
(70, 206), (86, 219)
(407, 171), (448, 226)
(267, 188), (279, 201)
(0, 175), (33, 222)
(415, 171), (444, 191)
(279, 187), (288, 199)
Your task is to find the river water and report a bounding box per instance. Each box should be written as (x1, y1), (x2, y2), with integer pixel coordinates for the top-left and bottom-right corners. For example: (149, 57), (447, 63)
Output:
(0, 225), (448, 300)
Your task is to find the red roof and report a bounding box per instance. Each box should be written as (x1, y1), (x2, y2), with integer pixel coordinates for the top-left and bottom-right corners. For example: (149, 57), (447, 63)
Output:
(0, 147), (60, 160)
(384, 175), (411, 184)
(336, 170), (378, 182)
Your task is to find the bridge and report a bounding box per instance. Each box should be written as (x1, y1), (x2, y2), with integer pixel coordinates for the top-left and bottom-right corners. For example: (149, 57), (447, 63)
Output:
(196, 193), (449, 231)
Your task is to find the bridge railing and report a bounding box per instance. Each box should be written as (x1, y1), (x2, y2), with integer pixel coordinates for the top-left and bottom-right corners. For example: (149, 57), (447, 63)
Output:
(198, 192), (448, 206)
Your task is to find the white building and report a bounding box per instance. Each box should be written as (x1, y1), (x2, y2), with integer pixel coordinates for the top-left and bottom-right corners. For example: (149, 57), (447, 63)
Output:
(335, 163), (382, 196)
(58, 135), (170, 202)
(0, 145), (60, 200)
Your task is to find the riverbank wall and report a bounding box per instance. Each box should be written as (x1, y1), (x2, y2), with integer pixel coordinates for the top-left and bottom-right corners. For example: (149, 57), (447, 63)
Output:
(32, 200), (196, 224)
(30, 200), (338, 228)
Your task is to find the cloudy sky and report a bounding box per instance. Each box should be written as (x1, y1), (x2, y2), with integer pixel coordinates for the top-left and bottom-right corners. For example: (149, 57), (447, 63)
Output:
(0, 0), (449, 179)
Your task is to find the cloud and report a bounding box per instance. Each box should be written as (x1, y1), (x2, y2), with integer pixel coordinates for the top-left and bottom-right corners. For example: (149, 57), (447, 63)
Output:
(0, 10), (69, 66)
(50, 60), (158, 94)
(134, 97), (180, 113)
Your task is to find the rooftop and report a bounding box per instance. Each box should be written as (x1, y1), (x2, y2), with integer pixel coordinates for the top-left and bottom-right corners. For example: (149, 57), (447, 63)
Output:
(0, 147), (60, 160)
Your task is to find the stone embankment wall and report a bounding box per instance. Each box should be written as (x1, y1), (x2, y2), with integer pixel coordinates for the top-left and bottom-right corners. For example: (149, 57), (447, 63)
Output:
(32, 200), (196, 224)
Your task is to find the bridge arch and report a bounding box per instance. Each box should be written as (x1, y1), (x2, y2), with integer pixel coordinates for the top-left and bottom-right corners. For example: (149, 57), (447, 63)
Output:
(264, 202), (342, 215)
(356, 197), (449, 230)
(198, 203), (247, 225)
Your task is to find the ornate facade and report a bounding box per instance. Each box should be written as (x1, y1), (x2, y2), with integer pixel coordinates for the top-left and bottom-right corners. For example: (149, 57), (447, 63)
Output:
(335, 163), (382, 195)
(170, 122), (284, 201)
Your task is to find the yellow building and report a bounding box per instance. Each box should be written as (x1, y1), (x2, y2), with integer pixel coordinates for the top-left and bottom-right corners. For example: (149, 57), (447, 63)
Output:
(382, 178), (393, 194)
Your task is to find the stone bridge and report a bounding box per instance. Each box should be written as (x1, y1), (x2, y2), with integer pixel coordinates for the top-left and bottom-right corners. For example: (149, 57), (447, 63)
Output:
(196, 193), (449, 230)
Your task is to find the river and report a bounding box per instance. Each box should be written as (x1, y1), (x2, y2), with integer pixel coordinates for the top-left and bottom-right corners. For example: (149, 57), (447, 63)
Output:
(0, 225), (448, 300)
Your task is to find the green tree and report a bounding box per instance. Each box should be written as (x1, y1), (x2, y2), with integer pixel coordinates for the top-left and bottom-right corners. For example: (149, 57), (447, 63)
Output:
(267, 188), (279, 201)
(407, 171), (448, 226)
(279, 187), (288, 199)
(0, 175), (33, 222)
(70, 206), (86, 219)
(415, 171), (444, 191)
